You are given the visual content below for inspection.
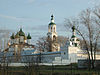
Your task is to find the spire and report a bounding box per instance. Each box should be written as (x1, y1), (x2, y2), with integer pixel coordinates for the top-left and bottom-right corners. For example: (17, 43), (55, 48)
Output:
(51, 14), (54, 23)
(71, 26), (76, 38)
(49, 14), (56, 25)
(27, 33), (31, 39)
(72, 26), (75, 32)
(19, 28), (25, 36)
(20, 28), (22, 32)
(51, 14), (54, 20)
(10, 33), (15, 39)
(15, 32), (19, 38)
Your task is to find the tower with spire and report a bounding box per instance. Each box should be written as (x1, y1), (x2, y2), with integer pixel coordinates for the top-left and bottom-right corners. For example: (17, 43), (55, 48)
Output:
(10, 33), (15, 44)
(47, 15), (57, 41)
(19, 28), (25, 43)
(27, 33), (32, 44)
(47, 15), (60, 52)
(70, 26), (80, 47)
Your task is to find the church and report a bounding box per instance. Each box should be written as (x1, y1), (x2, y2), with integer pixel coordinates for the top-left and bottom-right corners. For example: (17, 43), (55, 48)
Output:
(1, 28), (34, 62)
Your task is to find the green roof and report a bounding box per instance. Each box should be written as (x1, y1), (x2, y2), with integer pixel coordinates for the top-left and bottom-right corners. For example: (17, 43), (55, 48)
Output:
(27, 33), (31, 39)
(19, 28), (25, 36)
(10, 33), (15, 39)
(49, 22), (56, 25)
(15, 32), (19, 38)
(71, 35), (75, 38)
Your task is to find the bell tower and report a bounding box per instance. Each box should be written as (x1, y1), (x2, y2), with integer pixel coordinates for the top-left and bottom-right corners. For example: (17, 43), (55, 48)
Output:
(47, 15), (60, 52)
(47, 14), (57, 41)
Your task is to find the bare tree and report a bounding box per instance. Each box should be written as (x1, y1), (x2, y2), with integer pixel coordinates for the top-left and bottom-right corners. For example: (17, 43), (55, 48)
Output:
(57, 36), (68, 47)
(36, 36), (68, 52)
(36, 37), (51, 52)
(65, 8), (100, 69)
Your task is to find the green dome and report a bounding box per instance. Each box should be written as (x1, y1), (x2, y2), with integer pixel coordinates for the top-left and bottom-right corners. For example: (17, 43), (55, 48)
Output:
(15, 32), (19, 38)
(10, 33), (15, 39)
(27, 33), (31, 39)
(71, 35), (75, 38)
(49, 22), (56, 25)
(19, 28), (25, 36)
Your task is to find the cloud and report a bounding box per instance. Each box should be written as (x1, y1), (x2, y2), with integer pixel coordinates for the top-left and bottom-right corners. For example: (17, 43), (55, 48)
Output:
(0, 14), (17, 20)
(88, 0), (100, 6)
(0, 14), (35, 22)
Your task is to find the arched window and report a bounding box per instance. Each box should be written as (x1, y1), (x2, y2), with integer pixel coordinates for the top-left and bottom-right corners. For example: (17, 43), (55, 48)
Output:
(48, 35), (50, 40)
(51, 27), (52, 32)
(53, 35), (56, 41)
(54, 27), (55, 32)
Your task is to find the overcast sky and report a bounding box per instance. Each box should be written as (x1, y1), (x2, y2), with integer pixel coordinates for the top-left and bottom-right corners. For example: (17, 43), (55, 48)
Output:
(0, 0), (99, 43)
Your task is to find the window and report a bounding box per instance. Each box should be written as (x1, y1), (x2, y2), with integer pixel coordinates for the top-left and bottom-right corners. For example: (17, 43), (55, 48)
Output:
(53, 35), (56, 41)
(75, 43), (77, 47)
(51, 27), (52, 32)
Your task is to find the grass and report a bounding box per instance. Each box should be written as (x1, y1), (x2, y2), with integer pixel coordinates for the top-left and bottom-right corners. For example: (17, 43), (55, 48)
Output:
(0, 64), (100, 75)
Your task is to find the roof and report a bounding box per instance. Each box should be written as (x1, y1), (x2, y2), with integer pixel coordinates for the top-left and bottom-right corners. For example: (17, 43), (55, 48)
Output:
(27, 33), (31, 39)
(10, 33), (15, 39)
(33, 51), (61, 56)
(21, 50), (35, 56)
(71, 35), (75, 38)
(15, 32), (19, 38)
(19, 28), (25, 36)
(49, 22), (56, 25)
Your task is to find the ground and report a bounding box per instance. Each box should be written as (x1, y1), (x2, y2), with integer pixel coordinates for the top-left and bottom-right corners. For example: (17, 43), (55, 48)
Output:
(0, 64), (100, 75)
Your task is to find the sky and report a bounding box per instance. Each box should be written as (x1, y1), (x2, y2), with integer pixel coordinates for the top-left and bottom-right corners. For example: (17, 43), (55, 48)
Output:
(0, 0), (99, 44)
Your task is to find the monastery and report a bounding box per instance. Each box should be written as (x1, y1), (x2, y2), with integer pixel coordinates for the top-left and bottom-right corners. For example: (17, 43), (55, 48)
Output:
(0, 15), (100, 67)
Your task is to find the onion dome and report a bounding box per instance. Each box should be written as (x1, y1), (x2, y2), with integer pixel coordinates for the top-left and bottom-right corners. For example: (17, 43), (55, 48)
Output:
(10, 33), (15, 39)
(71, 35), (75, 38)
(19, 28), (25, 36)
(49, 14), (56, 25)
(49, 22), (56, 25)
(15, 32), (19, 38)
(72, 26), (75, 32)
(27, 33), (31, 39)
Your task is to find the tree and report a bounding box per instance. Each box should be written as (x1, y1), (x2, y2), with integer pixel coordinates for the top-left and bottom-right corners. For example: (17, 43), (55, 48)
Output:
(65, 8), (100, 69)
(36, 36), (68, 52)
(57, 36), (69, 47)
(36, 37), (51, 52)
